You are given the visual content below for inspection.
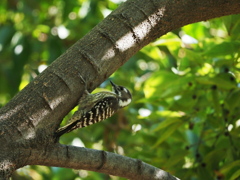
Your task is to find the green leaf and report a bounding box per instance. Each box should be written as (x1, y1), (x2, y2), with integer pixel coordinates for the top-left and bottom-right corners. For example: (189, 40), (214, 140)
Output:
(197, 166), (213, 179)
(230, 169), (240, 180)
(152, 32), (181, 47)
(170, 90), (198, 111)
(220, 160), (240, 174)
(196, 74), (236, 90)
(152, 121), (183, 148)
(184, 49), (204, 64)
(225, 89), (240, 110)
(140, 45), (162, 61)
(144, 71), (178, 98)
(165, 150), (188, 168)
(213, 59), (234, 67)
(211, 89), (221, 115)
(153, 118), (182, 132)
(182, 22), (210, 39)
(222, 14), (240, 39)
(204, 148), (226, 169)
(144, 71), (193, 98)
(0, 25), (15, 51)
(203, 41), (240, 58)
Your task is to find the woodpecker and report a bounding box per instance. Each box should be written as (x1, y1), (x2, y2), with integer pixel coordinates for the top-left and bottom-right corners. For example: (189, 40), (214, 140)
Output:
(55, 81), (132, 137)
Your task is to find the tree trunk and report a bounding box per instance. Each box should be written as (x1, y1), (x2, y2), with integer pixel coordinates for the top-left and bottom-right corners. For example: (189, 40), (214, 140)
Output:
(0, 0), (239, 179)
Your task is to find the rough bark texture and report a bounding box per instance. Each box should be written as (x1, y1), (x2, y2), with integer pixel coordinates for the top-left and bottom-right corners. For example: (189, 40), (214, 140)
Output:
(0, 0), (240, 179)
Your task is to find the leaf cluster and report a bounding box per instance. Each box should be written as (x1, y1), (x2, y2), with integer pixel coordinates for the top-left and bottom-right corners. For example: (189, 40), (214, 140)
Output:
(1, 0), (240, 179)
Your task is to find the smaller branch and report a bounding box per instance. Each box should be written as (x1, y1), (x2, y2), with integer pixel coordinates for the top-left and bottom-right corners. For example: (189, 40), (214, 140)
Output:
(31, 144), (180, 180)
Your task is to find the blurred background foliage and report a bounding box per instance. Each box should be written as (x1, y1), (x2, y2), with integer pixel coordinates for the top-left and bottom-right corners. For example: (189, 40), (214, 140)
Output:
(1, 0), (240, 179)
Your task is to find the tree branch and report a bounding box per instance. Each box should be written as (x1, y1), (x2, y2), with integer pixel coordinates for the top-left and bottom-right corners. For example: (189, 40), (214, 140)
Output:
(0, 0), (240, 179)
(30, 144), (179, 180)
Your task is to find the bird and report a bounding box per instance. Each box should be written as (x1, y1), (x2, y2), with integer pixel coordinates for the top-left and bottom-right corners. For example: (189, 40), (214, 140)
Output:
(55, 81), (132, 137)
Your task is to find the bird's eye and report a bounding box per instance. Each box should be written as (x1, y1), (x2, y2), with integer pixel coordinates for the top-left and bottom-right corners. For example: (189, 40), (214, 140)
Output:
(119, 87), (124, 91)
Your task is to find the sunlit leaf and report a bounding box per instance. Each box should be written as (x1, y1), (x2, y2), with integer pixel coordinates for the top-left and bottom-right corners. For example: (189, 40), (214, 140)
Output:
(229, 169), (240, 180)
(152, 32), (181, 47)
(144, 71), (193, 98)
(220, 160), (240, 174)
(140, 45), (163, 61)
(182, 22), (210, 40)
(1, 1), (240, 179)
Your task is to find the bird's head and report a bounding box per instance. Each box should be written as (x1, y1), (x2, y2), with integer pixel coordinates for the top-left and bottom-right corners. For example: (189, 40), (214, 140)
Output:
(110, 81), (132, 108)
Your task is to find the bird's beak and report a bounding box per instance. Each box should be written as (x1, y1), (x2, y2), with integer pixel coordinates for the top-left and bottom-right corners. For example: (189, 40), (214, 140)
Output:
(110, 81), (116, 87)
(110, 81), (117, 93)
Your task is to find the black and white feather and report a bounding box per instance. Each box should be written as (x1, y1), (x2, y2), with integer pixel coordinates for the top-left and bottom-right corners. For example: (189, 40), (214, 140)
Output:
(55, 81), (132, 137)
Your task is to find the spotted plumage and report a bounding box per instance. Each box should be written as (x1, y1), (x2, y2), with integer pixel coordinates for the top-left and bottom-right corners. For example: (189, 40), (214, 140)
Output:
(55, 81), (132, 137)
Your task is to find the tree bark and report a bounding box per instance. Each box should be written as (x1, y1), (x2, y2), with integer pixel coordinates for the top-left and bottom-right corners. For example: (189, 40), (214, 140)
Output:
(0, 0), (239, 179)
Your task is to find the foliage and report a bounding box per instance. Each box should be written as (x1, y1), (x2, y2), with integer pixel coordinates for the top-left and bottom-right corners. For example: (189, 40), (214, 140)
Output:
(1, 0), (240, 179)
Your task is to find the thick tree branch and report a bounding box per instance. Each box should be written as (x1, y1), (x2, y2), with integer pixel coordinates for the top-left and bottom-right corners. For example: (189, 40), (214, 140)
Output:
(30, 144), (179, 180)
(0, 0), (240, 179)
